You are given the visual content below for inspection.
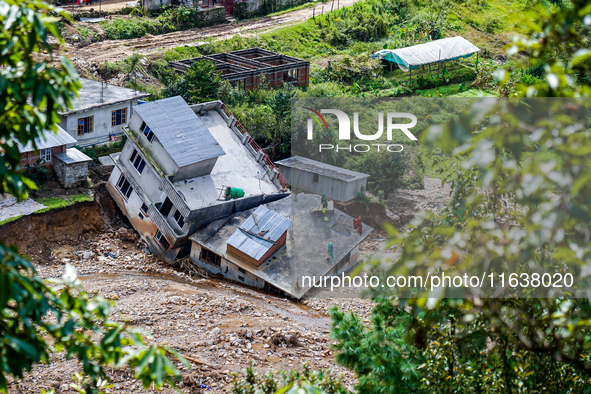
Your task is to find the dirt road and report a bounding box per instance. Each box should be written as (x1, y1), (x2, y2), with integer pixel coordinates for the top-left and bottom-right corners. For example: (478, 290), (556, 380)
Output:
(65, 0), (362, 63)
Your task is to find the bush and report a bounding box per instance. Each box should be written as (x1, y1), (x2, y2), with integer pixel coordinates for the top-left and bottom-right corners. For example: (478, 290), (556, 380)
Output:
(24, 160), (49, 186)
(100, 7), (225, 40)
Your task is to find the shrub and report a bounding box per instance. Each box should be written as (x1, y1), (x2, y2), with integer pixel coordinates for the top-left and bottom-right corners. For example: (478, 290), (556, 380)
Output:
(24, 160), (49, 186)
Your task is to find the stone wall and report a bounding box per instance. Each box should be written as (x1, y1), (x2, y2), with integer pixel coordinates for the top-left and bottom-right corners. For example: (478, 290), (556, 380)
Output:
(54, 160), (90, 188)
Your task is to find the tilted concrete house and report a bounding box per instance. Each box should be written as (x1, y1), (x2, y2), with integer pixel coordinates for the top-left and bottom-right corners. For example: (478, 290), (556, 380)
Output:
(107, 96), (289, 262)
(59, 78), (150, 147)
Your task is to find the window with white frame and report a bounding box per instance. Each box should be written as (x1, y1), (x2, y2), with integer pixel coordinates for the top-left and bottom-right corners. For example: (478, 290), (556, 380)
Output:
(129, 149), (146, 174)
(39, 148), (52, 163)
(116, 174), (134, 200)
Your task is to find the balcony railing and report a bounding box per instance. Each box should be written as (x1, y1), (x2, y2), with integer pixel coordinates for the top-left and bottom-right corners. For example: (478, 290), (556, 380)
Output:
(220, 103), (289, 191)
(147, 204), (184, 249)
(159, 177), (191, 218)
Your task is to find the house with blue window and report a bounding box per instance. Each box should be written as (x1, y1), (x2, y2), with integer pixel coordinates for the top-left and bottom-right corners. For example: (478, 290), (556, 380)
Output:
(106, 96), (290, 262)
(59, 78), (151, 147)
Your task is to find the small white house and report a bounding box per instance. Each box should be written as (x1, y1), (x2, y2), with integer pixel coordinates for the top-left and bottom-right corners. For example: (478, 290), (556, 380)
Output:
(59, 78), (150, 147)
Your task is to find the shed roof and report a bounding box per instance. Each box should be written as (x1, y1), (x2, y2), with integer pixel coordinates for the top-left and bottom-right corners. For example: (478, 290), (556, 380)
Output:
(15, 126), (77, 153)
(133, 96), (226, 168)
(226, 206), (292, 261)
(54, 148), (93, 164)
(275, 156), (369, 182)
(371, 36), (480, 70)
(61, 78), (150, 115)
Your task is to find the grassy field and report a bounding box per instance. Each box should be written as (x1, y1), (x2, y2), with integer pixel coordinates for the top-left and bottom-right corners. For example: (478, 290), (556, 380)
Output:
(95, 0), (541, 191)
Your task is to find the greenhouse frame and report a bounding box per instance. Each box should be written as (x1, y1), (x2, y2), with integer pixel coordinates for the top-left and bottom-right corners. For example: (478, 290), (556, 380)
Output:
(371, 36), (480, 82)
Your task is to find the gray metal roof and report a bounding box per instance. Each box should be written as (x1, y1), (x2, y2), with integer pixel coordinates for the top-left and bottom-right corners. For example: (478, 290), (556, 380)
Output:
(16, 126), (77, 153)
(133, 96), (226, 168)
(54, 148), (93, 164)
(275, 156), (369, 182)
(226, 205), (291, 261)
(61, 78), (150, 115)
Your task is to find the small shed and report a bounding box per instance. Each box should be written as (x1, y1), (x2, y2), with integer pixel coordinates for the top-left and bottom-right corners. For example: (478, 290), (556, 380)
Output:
(226, 205), (291, 268)
(275, 156), (369, 202)
(54, 148), (93, 188)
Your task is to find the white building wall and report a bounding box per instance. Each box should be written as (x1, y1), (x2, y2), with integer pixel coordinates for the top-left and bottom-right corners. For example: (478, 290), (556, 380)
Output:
(107, 165), (180, 261)
(190, 243), (266, 289)
(118, 142), (164, 204)
(61, 99), (139, 146)
(128, 113), (179, 177)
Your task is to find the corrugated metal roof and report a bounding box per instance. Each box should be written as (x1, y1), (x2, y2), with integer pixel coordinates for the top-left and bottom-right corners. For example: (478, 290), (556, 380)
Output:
(15, 126), (77, 153)
(371, 36), (480, 70)
(61, 78), (150, 115)
(226, 205), (291, 261)
(54, 148), (93, 164)
(275, 156), (369, 182)
(133, 96), (226, 168)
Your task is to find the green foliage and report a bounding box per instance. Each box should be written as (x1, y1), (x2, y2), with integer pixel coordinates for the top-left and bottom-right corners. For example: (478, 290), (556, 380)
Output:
(24, 160), (49, 186)
(328, 97), (591, 393)
(501, 0), (591, 96)
(0, 0), (79, 200)
(163, 60), (225, 104)
(75, 137), (127, 160)
(230, 363), (349, 394)
(330, 304), (421, 392)
(37, 194), (94, 212)
(100, 7), (225, 40)
(0, 2), (187, 392)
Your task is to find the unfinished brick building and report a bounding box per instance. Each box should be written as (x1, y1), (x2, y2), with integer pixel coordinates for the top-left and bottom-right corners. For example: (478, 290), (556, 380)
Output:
(169, 48), (310, 90)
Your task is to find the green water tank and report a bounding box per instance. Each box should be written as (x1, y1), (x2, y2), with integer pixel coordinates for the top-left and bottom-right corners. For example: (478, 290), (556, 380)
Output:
(225, 187), (245, 200)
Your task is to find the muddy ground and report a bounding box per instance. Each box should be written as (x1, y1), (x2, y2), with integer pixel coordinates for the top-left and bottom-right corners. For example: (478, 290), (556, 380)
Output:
(4, 177), (449, 393)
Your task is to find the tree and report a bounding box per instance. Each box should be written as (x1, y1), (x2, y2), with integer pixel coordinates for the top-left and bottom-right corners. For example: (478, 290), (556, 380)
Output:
(0, 2), (187, 393)
(163, 60), (225, 104)
(328, 1), (591, 392)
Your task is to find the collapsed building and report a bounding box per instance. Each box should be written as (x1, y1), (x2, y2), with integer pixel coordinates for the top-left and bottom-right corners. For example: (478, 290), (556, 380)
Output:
(106, 96), (372, 297)
(169, 48), (310, 90)
(106, 96), (289, 262)
(189, 193), (373, 298)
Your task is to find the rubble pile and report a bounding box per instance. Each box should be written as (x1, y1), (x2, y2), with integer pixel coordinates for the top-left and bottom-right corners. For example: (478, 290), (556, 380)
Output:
(12, 230), (374, 393)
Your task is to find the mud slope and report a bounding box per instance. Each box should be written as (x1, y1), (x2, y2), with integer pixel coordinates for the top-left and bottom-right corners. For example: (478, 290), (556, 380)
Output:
(0, 202), (103, 259)
(0, 183), (124, 261)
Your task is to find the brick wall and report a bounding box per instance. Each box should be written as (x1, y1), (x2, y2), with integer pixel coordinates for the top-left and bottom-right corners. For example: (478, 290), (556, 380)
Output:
(20, 145), (66, 170)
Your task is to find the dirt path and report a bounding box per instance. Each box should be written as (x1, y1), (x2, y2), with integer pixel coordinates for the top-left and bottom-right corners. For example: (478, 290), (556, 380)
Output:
(65, 0), (362, 63)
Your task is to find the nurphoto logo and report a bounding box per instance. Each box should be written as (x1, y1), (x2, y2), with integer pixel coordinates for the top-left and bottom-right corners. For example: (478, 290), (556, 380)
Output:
(305, 107), (418, 153)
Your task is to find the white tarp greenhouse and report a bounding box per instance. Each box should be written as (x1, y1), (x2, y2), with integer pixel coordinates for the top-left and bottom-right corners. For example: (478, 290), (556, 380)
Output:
(371, 36), (480, 71)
